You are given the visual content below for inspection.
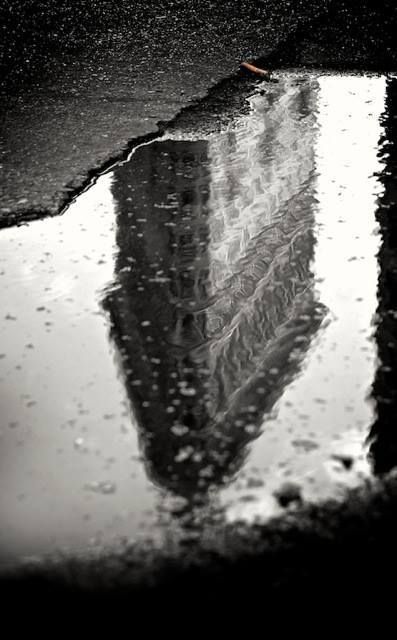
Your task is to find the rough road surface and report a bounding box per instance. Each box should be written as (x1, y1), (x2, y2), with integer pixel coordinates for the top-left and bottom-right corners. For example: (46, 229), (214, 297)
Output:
(1, 0), (396, 227)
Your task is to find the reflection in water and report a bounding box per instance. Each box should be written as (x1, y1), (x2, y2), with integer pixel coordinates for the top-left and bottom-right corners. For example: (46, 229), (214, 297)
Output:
(103, 79), (325, 501)
(0, 73), (388, 561)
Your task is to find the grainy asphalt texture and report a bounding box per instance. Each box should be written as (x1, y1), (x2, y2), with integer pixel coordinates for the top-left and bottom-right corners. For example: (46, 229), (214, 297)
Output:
(1, 0), (396, 227)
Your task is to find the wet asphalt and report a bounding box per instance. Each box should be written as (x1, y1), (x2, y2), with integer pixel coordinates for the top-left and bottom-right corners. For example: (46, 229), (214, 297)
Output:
(0, 0), (326, 226)
(2, 0), (396, 228)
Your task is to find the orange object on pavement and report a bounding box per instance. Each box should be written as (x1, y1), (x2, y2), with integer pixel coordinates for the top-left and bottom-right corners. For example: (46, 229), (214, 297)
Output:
(240, 61), (271, 77)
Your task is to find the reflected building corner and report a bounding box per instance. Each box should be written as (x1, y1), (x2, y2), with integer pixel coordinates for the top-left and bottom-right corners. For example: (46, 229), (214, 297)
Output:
(102, 82), (325, 503)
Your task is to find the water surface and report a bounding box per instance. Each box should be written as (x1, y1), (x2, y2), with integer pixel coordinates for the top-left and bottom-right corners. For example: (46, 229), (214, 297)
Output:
(0, 72), (390, 563)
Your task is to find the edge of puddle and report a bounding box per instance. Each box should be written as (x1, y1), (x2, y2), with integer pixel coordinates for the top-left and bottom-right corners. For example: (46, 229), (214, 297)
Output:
(2, 65), (394, 232)
(1, 468), (397, 610)
(0, 71), (260, 231)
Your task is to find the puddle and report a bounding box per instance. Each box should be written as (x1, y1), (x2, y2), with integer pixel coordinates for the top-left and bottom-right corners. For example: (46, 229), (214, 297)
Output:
(0, 71), (392, 564)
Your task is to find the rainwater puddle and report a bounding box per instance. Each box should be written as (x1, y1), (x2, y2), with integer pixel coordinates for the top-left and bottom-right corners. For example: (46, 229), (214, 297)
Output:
(0, 71), (392, 564)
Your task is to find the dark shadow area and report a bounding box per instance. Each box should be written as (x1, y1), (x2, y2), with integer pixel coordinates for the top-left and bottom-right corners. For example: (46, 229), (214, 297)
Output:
(2, 474), (397, 631)
(369, 77), (397, 473)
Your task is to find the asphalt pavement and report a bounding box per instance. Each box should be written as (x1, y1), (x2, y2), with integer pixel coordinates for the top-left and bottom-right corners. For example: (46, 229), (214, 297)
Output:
(2, 0), (396, 228)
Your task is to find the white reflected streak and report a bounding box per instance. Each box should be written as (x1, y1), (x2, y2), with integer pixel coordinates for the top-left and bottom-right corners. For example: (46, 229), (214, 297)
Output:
(309, 75), (386, 435)
(0, 170), (156, 561)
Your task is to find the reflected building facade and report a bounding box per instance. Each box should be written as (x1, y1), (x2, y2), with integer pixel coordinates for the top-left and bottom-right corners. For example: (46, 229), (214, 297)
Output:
(103, 78), (325, 500)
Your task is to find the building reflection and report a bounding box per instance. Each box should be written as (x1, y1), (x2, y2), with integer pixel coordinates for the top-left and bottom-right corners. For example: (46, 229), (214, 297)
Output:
(369, 77), (397, 474)
(102, 80), (325, 501)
